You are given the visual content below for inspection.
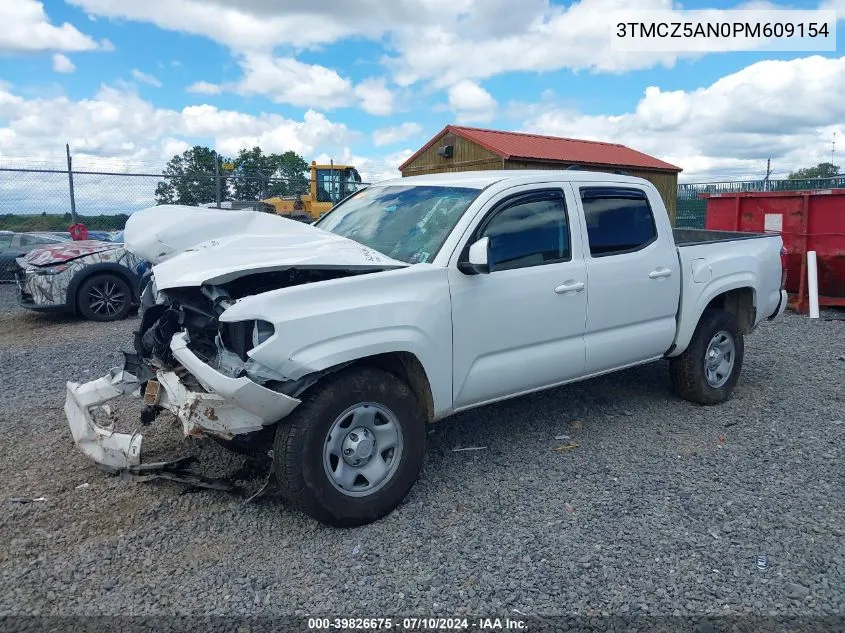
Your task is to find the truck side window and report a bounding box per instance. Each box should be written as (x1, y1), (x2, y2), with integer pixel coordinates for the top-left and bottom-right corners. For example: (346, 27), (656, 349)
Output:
(580, 188), (657, 257)
(480, 191), (570, 271)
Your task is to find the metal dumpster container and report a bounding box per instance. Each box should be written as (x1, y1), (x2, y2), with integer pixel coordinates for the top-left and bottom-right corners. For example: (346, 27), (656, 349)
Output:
(702, 189), (845, 312)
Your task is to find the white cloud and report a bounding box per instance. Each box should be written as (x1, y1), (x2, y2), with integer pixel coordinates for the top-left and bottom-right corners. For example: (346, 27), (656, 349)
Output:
(229, 54), (354, 108)
(67, 0), (466, 51)
(0, 0), (106, 53)
(64, 0), (845, 94)
(448, 80), (497, 123)
(0, 84), (356, 172)
(184, 107), (356, 157)
(355, 78), (396, 116)
(131, 69), (163, 87)
(521, 55), (845, 181)
(189, 54), (398, 113)
(160, 138), (191, 159)
(186, 80), (222, 95)
(52, 54), (76, 74)
(372, 122), (423, 146)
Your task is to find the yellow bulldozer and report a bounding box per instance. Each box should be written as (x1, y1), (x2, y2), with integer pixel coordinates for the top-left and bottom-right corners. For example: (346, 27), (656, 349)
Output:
(262, 161), (364, 222)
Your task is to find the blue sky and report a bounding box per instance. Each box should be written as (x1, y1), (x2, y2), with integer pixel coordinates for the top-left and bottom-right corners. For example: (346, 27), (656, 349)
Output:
(0, 0), (842, 187)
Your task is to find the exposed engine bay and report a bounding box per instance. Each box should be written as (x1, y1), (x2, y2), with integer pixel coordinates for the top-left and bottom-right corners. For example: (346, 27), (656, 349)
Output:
(135, 268), (364, 390)
(64, 266), (385, 475)
(63, 203), (410, 474)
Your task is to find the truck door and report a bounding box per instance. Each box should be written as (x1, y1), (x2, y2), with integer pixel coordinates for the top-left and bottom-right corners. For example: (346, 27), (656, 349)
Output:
(574, 183), (680, 374)
(449, 186), (587, 409)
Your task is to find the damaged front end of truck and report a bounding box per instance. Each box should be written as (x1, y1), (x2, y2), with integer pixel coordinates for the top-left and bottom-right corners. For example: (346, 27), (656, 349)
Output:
(64, 204), (406, 473)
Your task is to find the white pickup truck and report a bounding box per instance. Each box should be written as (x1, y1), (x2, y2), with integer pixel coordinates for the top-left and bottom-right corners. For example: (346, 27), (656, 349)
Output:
(65, 170), (788, 526)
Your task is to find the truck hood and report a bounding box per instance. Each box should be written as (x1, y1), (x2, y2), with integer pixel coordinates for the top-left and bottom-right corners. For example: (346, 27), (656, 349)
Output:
(22, 240), (119, 267)
(127, 205), (408, 290)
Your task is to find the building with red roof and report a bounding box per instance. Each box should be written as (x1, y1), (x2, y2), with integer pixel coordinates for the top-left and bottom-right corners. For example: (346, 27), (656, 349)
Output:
(399, 125), (682, 222)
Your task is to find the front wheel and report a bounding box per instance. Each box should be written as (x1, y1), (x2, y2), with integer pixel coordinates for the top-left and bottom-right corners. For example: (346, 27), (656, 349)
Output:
(273, 367), (426, 526)
(77, 274), (132, 322)
(670, 308), (744, 405)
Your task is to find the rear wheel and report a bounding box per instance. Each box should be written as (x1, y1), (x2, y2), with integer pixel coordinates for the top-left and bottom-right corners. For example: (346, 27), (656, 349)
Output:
(670, 308), (744, 405)
(273, 367), (426, 526)
(77, 274), (132, 322)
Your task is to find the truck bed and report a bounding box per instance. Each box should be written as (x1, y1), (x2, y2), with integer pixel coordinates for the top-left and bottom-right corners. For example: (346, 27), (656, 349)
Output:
(673, 228), (774, 246)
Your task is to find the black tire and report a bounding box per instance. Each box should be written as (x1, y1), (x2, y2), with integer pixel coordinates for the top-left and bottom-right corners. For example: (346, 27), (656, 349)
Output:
(77, 273), (132, 322)
(273, 367), (426, 527)
(210, 426), (274, 458)
(670, 308), (744, 405)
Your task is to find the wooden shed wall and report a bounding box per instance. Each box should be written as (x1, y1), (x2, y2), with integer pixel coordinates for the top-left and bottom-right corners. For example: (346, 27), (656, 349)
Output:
(505, 159), (678, 224)
(400, 132), (503, 175)
(401, 137), (679, 224)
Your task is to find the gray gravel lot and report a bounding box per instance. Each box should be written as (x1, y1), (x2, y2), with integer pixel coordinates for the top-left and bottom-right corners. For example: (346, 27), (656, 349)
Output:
(0, 284), (842, 620)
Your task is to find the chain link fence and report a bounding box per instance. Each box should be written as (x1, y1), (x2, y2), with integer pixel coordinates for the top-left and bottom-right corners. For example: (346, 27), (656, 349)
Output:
(1, 167), (843, 232)
(0, 167), (367, 232)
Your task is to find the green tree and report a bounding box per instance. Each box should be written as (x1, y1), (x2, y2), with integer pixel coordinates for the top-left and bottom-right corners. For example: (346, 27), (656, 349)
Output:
(268, 150), (309, 197)
(787, 162), (841, 180)
(230, 147), (309, 200)
(155, 146), (231, 205)
(231, 146), (270, 200)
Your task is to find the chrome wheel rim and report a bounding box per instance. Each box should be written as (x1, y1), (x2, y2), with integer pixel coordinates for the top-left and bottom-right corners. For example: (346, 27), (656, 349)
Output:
(704, 330), (735, 388)
(88, 280), (126, 317)
(323, 403), (403, 498)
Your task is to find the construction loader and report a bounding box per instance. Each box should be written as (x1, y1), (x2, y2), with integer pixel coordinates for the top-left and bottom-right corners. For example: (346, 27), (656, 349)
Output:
(262, 161), (363, 222)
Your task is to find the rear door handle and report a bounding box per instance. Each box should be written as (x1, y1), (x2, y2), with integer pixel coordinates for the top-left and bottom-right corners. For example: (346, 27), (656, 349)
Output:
(648, 268), (672, 279)
(554, 281), (585, 294)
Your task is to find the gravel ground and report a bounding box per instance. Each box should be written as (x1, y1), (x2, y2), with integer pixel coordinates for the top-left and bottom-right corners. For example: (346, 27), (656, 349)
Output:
(0, 284), (842, 621)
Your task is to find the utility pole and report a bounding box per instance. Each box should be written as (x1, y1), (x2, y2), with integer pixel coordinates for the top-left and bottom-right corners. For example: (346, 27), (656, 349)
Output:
(764, 158), (771, 191)
(66, 143), (78, 223)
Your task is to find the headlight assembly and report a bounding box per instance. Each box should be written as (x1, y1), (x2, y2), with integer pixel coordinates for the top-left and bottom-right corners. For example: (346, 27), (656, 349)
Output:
(34, 264), (70, 275)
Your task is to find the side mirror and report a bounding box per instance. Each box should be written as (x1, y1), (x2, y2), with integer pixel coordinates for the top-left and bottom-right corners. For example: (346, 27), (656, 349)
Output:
(464, 236), (491, 274)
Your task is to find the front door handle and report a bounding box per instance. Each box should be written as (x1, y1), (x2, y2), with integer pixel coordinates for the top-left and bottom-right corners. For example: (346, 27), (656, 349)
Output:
(554, 281), (585, 294)
(649, 268), (672, 279)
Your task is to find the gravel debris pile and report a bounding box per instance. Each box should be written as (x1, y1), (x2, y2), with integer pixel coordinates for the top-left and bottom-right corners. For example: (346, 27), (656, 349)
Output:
(0, 285), (842, 617)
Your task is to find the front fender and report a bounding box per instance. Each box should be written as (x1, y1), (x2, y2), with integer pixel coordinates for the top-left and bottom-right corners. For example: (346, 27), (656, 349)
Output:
(220, 265), (454, 417)
(280, 327), (432, 380)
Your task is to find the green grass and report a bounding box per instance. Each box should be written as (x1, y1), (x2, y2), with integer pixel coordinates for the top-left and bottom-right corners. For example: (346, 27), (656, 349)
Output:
(0, 214), (129, 232)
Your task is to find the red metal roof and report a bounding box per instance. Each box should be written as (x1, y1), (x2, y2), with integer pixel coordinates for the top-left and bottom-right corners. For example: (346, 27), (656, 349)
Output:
(399, 125), (682, 173)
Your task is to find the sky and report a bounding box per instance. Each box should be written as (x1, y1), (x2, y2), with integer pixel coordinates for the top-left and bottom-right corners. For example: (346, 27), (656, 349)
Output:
(0, 0), (843, 202)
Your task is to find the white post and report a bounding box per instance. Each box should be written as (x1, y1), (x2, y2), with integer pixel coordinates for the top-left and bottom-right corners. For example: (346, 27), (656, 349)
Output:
(807, 250), (820, 319)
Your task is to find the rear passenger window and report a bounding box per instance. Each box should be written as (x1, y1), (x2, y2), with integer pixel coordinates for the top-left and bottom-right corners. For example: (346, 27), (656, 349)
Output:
(581, 188), (657, 257)
(480, 191), (570, 271)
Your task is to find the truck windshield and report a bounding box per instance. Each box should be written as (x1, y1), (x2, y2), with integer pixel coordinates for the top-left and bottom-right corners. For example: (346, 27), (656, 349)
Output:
(315, 185), (481, 264)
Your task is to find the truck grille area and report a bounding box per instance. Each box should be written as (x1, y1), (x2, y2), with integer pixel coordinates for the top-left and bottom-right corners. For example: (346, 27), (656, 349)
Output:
(134, 287), (219, 367)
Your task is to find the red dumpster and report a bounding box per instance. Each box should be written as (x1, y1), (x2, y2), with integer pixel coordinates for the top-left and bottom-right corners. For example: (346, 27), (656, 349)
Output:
(702, 189), (845, 313)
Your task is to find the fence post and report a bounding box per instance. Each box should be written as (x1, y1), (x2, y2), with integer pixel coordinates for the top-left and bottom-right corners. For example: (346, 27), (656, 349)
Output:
(214, 152), (221, 208)
(66, 143), (78, 224)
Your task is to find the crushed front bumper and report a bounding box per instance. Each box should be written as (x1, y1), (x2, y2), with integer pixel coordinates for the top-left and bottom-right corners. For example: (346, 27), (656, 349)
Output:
(65, 331), (301, 470)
